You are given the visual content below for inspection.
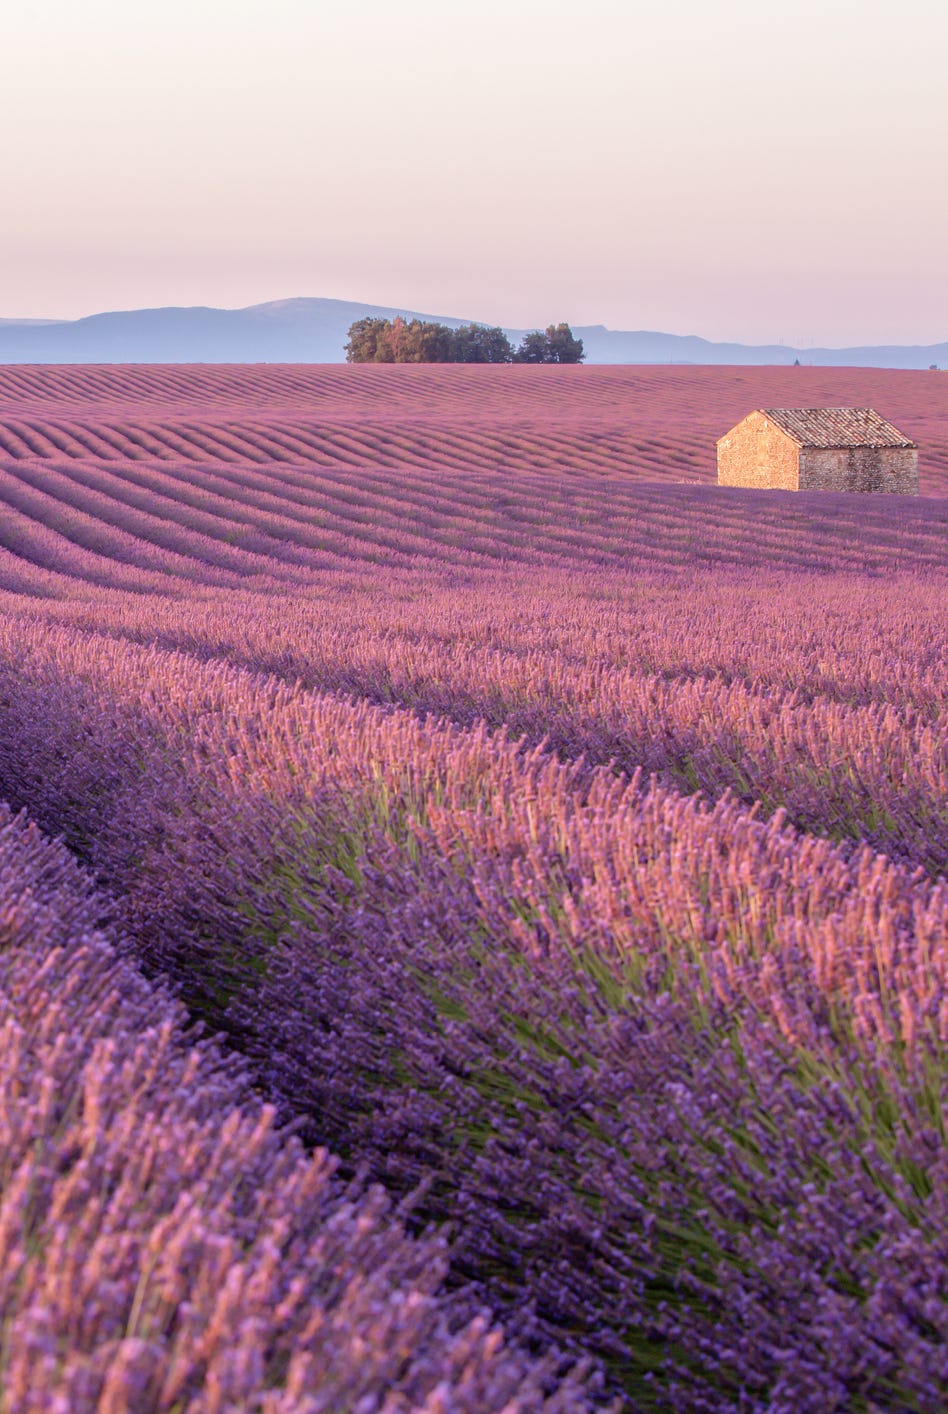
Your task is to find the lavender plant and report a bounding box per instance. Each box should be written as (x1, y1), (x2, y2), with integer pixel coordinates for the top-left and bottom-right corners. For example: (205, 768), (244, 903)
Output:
(0, 364), (943, 1407)
(0, 624), (943, 1406)
(0, 803), (592, 1412)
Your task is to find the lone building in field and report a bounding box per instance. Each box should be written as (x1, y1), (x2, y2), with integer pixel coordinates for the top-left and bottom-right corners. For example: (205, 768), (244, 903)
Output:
(716, 408), (918, 493)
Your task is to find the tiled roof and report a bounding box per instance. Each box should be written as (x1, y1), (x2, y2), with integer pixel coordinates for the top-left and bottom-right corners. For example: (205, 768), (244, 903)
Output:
(758, 408), (916, 448)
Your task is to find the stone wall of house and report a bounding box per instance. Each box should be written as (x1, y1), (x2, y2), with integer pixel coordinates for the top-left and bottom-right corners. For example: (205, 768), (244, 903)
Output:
(716, 412), (799, 489)
(799, 447), (919, 494)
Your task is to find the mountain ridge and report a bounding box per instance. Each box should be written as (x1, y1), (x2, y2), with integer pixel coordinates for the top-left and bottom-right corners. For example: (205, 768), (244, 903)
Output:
(0, 297), (943, 369)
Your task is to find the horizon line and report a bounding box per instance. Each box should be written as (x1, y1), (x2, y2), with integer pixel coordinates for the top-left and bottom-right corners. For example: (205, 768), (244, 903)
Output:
(0, 296), (945, 354)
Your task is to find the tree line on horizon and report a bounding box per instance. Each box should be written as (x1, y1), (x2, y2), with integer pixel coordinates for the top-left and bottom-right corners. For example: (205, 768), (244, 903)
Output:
(345, 316), (584, 364)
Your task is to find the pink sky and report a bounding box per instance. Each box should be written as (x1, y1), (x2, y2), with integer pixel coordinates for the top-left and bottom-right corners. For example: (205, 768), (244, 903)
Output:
(3, 0), (945, 345)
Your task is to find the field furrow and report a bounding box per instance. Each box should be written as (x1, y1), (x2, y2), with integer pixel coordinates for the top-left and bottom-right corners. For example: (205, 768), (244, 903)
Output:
(0, 362), (944, 1411)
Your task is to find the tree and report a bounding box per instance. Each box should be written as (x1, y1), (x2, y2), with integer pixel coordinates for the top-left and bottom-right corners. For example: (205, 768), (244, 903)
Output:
(345, 317), (456, 363)
(344, 317), (392, 363)
(450, 324), (513, 364)
(545, 322), (584, 364)
(345, 317), (577, 365)
(400, 320), (456, 363)
(514, 323), (584, 364)
(513, 329), (550, 364)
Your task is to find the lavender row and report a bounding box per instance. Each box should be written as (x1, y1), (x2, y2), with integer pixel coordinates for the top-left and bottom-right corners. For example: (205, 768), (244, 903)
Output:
(5, 562), (945, 874)
(0, 621), (944, 1406)
(1, 455), (946, 588)
(0, 802), (591, 1412)
(9, 560), (943, 709)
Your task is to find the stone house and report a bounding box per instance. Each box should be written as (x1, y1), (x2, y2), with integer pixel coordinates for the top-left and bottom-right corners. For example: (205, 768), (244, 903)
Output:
(716, 408), (918, 493)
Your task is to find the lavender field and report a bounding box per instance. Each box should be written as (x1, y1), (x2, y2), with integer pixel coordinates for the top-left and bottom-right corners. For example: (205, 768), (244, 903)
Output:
(0, 364), (946, 1411)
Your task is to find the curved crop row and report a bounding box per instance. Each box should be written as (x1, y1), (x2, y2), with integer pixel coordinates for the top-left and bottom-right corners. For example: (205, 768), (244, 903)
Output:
(0, 620), (943, 1407)
(0, 456), (945, 582)
(0, 364), (944, 491)
(0, 803), (588, 1412)
(3, 559), (944, 875)
(0, 360), (943, 1408)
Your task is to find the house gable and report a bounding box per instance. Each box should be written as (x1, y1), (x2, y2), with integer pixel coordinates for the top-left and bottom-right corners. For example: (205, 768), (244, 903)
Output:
(716, 410), (799, 489)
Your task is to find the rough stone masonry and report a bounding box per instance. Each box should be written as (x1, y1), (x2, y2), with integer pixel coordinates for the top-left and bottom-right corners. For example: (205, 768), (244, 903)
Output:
(717, 408), (918, 492)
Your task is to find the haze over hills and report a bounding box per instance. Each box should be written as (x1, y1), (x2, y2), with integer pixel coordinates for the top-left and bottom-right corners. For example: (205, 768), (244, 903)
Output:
(0, 297), (944, 368)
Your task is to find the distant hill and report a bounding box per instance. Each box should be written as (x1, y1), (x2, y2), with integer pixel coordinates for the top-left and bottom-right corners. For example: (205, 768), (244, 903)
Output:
(0, 297), (944, 369)
(575, 325), (948, 370)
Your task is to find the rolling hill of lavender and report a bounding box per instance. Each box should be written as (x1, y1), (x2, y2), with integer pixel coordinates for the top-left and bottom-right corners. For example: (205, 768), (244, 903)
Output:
(0, 362), (946, 1412)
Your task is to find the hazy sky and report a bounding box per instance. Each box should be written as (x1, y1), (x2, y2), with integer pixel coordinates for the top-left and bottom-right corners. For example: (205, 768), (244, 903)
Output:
(3, 0), (945, 343)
